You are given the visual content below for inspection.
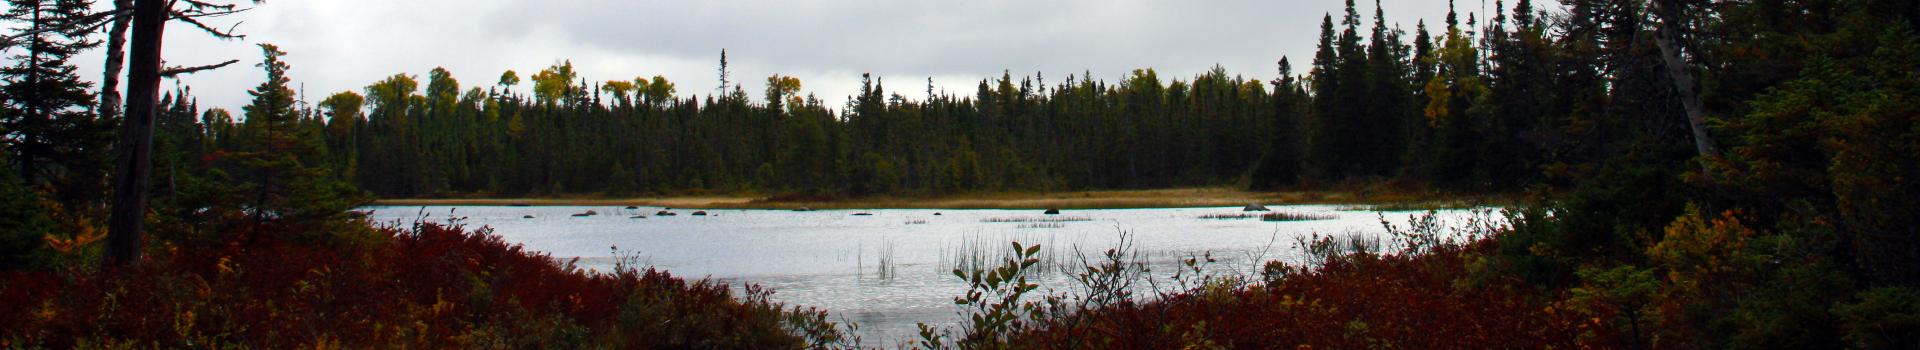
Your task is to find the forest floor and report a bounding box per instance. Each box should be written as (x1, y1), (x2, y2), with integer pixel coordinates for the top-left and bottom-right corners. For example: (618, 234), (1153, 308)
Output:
(370, 187), (1511, 210)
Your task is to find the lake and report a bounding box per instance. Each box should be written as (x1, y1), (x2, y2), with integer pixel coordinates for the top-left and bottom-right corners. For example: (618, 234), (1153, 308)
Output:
(362, 205), (1485, 345)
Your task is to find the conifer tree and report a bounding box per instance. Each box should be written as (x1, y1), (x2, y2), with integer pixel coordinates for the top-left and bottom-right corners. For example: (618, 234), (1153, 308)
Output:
(1, 0), (112, 206)
(230, 44), (363, 228)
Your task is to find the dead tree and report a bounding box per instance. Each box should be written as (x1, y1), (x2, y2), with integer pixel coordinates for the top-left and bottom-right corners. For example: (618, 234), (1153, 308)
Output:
(104, 0), (256, 267)
(1648, 0), (1720, 162)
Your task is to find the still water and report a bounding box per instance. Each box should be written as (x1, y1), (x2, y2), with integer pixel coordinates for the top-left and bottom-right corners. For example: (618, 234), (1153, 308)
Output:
(362, 205), (1483, 345)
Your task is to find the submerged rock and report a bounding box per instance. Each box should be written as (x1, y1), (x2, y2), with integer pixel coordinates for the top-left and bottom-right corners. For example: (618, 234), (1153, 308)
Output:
(1043, 208), (1062, 215)
(692, 211), (708, 216)
(625, 206), (639, 210)
(851, 212), (875, 216)
(523, 215), (536, 219)
(630, 215), (647, 219)
(656, 210), (677, 216)
(1243, 203), (1271, 212)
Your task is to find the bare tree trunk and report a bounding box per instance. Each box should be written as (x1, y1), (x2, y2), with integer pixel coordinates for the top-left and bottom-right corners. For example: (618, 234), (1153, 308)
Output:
(105, 0), (167, 267)
(1649, 0), (1720, 160)
(97, 0), (132, 119)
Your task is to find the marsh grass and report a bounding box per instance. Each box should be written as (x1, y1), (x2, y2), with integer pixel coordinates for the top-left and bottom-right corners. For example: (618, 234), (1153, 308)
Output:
(1261, 211), (1338, 222)
(876, 238), (898, 281)
(1017, 222), (1066, 229)
(1338, 200), (1479, 212)
(982, 216), (1093, 223)
(939, 232), (1063, 273)
(1198, 213), (1257, 220)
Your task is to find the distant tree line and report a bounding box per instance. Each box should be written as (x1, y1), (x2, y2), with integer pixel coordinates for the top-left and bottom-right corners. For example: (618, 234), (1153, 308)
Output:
(135, 0), (1692, 199)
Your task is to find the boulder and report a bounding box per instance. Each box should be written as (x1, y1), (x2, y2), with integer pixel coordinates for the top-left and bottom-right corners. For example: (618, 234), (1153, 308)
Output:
(656, 210), (678, 216)
(1243, 203), (1271, 212)
(1043, 208), (1062, 215)
(692, 211), (709, 216)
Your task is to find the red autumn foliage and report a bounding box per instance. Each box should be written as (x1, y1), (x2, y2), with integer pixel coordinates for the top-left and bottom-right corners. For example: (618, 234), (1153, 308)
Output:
(0, 222), (838, 349)
(1009, 239), (1621, 349)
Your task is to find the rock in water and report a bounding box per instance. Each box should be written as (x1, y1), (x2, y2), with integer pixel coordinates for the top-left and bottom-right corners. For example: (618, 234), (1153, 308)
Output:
(1243, 203), (1271, 212)
(1043, 208), (1062, 215)
(692, 211), (708, 216)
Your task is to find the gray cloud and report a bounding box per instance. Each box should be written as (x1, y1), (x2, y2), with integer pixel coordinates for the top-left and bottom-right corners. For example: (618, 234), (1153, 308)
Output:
(70, 0), (1553, 113)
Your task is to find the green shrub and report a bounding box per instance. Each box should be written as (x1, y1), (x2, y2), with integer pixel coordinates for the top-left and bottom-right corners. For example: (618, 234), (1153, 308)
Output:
(1837, 287), (1920, 349)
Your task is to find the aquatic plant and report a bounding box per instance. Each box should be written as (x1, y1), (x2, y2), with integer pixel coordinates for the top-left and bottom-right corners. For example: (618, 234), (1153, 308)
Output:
(1198, 213), (1257, 220)
(1260, 211), (1338, 222)
(981, 216), (1092, 223)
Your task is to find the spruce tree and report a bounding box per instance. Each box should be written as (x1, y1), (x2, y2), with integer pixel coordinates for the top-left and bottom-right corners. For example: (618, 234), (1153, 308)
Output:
(1, 0), (112, 206)
(231, 44), (364, 229)
(1306, 13), (1342, 182)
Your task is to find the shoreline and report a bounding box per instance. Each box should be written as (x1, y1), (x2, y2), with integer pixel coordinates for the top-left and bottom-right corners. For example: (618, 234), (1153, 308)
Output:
(366, 188), (1511, 210)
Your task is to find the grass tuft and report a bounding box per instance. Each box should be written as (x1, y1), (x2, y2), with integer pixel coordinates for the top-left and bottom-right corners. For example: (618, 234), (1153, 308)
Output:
(1261, 211), (1338, 222)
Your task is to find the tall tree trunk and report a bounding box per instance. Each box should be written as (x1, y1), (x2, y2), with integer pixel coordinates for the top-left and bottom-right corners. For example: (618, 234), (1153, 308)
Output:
(97, 0), (132, 120)
(1649, 0), (1720, 160)
(105, 0), (167, 267)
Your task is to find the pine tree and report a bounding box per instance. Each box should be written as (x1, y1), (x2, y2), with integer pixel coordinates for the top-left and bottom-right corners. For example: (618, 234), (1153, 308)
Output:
(1249, 57), (1306, 189)
(1364, 0), (1410, 176)
(1306, 13), (1342, 182)
(229, 44), (364, 229)
(1, 0), (112, 206)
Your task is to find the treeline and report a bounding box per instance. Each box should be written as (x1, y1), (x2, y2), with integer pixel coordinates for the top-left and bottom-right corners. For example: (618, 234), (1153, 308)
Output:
(272, 63), (1294, 198)
(134, 0), (1690, 198)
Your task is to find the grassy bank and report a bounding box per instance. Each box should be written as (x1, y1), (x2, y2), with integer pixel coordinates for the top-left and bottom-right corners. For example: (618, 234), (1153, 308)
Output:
(370, 187), (1515, 210)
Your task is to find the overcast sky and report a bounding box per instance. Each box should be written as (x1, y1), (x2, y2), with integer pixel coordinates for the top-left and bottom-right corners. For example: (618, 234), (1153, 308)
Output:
(71, 0), (1558, 113)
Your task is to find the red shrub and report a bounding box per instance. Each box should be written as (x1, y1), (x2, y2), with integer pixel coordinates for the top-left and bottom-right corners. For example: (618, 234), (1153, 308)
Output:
(0, 222), (830, 349)
(1011, 240), (1622, 349)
